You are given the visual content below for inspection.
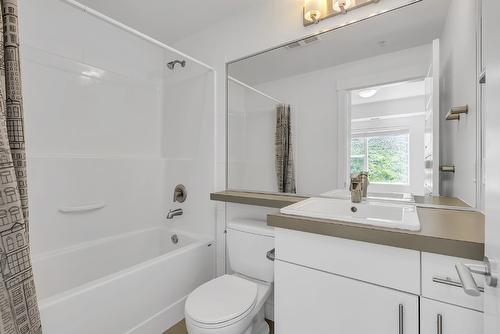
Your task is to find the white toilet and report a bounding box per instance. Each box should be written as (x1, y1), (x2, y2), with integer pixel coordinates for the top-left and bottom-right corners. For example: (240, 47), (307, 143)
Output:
(185, 219), (274, 334)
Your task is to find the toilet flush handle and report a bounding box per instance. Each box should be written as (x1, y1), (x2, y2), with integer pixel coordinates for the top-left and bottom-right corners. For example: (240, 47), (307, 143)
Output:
(266, 248), (275, 261)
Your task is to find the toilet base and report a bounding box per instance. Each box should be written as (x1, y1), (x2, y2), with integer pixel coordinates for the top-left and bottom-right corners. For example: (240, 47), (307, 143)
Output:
(248, 305), (269, 334)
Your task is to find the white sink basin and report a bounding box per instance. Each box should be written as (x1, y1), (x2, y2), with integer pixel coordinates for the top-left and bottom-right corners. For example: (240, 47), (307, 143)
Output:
(321, 189), (415, 203)
(281, 197), (421, 231)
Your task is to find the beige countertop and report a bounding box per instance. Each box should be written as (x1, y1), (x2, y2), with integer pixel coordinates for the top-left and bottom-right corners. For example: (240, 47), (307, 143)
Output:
(210, 190), (306, 208)
(211, 190), (473, 209)
(211, 190), (484, 260)
(268, 207), (484, 260)
(414, 195), (471, 207)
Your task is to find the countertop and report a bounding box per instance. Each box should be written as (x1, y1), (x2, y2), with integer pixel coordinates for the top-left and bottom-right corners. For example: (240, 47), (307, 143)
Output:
(210, 190), (484, 260)
(414, 195), (470, 208)
(268, 207), (484, 260)
(210, 190), (306, 208)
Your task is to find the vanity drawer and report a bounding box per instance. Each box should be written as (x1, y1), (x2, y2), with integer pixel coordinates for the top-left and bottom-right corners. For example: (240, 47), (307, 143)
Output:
(422, 252), (484, 311)
(275, 228), (420, 294)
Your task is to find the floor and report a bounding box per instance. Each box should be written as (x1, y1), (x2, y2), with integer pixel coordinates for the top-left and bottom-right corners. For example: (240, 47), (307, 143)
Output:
(164, 319), (275, 334)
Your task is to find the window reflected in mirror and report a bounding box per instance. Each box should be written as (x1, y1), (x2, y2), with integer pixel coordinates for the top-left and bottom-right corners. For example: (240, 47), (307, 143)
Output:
(348, 79), (424, 194)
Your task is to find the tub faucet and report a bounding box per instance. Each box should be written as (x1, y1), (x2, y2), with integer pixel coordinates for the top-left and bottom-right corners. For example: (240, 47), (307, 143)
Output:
(166, 208), (183, 219)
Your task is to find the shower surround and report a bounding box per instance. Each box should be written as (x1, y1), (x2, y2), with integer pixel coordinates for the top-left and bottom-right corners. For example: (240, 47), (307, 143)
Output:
(18, 0), (216, 332)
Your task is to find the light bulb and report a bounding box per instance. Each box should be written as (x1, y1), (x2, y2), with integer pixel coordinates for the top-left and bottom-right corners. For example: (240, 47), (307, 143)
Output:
(304, 0), (325, 23)
(333, 0), (353, 12)
(358, 89), (378, 98)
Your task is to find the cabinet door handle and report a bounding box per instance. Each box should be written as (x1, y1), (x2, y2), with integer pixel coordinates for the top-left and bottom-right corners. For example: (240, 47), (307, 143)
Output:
(455, 263), (481, 296)
(399, 304), (404, 334)
(437, 314), (443, 334)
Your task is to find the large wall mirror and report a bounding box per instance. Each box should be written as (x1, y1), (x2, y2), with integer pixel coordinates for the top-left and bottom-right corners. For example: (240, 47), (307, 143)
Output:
(227, 0), (482, 208)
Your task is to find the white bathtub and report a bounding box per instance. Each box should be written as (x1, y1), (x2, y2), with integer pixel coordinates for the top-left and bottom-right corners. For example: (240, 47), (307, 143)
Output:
(32, 227), (214, 334)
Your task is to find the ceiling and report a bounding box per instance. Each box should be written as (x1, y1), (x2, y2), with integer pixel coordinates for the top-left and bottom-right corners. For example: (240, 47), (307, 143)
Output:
(229, 0), (452, 85)
(351, 80), (425, 105)
(75, 0), (268, 44)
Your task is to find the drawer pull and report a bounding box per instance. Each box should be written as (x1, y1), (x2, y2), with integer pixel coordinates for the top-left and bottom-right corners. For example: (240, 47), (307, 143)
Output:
(437, 314), (443, 334)
(432, 276), (484, 293)
(399, 304), (404, 334)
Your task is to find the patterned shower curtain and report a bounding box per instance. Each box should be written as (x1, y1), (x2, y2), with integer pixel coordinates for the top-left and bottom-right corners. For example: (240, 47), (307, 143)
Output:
(275, 104), (296, 193)
(0, 0), (42, 333)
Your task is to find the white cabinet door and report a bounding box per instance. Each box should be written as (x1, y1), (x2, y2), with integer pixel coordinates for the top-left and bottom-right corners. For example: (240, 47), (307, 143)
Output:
(420, 298), (483, 334)
(275, 260), (419, 334)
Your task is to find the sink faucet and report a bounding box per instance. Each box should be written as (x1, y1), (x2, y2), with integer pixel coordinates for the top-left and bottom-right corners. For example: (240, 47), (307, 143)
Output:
(350, 176), (362, 203)
(359, 171), (369, 197)
(350, 172), (369, 203)
(166, 208), (183, 219)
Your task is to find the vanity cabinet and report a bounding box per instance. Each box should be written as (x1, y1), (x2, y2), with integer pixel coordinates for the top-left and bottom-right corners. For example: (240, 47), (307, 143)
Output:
(274, 228), (484, 334)
(420, 298), (483, 334)
(275, 260), (419, 334)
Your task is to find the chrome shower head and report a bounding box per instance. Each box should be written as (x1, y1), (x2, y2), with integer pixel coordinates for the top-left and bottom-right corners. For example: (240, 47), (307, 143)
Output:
(166, 60), (186, 70)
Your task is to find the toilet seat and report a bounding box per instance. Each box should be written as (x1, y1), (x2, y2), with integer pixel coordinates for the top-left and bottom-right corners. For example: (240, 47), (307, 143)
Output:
(185, 275), (258, 328)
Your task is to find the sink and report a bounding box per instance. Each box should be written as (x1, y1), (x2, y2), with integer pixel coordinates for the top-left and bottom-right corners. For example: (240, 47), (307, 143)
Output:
(320, 189), (415, 203)
(280, 197), (421, 231)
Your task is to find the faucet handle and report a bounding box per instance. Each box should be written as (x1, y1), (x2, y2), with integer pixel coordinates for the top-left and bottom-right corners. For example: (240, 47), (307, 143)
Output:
(173, 184), (187, 203)
(350, 181), (361, 191)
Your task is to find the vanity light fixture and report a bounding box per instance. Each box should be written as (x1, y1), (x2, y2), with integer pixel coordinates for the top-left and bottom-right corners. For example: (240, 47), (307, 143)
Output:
(303, 0), (381, 27)
(358, 89), (378, 98)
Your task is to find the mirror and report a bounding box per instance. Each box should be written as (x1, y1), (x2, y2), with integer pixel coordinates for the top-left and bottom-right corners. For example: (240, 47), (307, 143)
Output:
(227, 0), (482, 208)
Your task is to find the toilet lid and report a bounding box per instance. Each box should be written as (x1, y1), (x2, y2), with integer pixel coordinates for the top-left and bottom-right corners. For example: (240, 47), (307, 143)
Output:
(185, 275), (258, 325)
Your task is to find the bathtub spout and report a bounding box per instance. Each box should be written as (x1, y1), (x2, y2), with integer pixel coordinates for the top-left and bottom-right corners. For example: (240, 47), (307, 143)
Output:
(166, 208), (183, 220)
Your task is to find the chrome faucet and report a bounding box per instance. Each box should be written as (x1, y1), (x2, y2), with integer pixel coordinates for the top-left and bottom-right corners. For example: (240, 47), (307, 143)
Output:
(350, 172), (369, 203)
(350, 176), (362, 203)
(359, 171), (369, 197)
(166, 208), (183, 219)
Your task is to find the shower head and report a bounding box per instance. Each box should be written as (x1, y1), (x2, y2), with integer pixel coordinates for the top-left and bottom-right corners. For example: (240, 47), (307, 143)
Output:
(166, 60), (186, 70)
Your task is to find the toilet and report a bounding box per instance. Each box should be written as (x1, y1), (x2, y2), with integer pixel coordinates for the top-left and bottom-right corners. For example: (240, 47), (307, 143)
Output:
(185, 218), (274, 334)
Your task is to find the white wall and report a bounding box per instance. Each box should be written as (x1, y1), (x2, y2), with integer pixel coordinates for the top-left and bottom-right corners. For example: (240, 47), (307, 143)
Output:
(20, 0), (164, 255)
(20, 0), (215, 257)
(227, 80), (280, 193)
(439, 0), (478, 206)
(161, 69), (216, 238)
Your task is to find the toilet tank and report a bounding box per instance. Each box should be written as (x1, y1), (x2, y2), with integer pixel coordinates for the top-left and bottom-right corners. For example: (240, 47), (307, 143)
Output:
(227, 218), (274, 283)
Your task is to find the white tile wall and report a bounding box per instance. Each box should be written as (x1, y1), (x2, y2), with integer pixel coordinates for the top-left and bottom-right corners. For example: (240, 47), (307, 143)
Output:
(19, 0), (216, 257)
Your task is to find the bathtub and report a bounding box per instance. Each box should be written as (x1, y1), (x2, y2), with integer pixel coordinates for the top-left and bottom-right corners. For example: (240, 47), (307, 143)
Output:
(32, 227), (214, 334)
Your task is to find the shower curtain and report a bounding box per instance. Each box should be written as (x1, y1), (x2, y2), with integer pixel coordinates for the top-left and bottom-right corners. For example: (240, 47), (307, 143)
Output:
(0, 0), (42, 333)
(275, 104), (296, 193)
